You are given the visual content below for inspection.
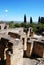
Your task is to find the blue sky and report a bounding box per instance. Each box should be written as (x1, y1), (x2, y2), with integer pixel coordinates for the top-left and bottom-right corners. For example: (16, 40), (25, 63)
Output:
(0, 0), (44, 22)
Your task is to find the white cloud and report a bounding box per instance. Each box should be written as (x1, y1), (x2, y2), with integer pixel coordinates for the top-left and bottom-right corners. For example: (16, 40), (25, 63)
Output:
(5, 9), (8, 13)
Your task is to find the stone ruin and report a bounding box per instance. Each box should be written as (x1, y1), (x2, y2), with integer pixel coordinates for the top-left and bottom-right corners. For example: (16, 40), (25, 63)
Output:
(0, 27), (44, 65)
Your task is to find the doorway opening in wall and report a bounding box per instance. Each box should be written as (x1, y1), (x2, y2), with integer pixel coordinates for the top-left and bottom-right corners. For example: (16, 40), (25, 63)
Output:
(23, 50), (27, 58)
(0, 26), (1, 30)
(22, 38), (25, 45)
(4, 26), (7, 29)
(22, 38), (26, 58)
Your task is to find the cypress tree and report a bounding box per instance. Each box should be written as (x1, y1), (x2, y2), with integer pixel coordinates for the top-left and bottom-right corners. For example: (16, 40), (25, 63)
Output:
(40, 17), (44, 24)
(24, 14), (26, 23)
(38, 16), (41, 23)
(30, 17), (33, 24)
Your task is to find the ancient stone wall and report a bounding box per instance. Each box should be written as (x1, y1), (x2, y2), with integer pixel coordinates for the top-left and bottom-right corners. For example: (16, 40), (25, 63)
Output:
(10, 39), (23, 65)
(26, 42), (31, 57)
(33, 41), (44, 58)
(8, 32), (20, 39)
(0, 40), (5, 60)
(6, 52), (11, 65)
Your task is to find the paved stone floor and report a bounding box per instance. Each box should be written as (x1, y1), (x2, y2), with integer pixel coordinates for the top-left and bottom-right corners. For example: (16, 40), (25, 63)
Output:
(23, 58), (44, 65)
(23, 58), (38, 65)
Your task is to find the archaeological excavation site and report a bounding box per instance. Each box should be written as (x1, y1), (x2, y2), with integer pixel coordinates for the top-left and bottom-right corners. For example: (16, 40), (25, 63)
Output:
(0, 23), (44, 65)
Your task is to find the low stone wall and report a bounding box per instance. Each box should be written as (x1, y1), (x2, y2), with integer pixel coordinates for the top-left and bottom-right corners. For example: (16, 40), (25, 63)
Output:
(0, 45), (4, 60)
(0, 40), (5, 60)
(8, 32), (20, 39)
(6, 52), (11, 65)
(26, 42), (31, 57)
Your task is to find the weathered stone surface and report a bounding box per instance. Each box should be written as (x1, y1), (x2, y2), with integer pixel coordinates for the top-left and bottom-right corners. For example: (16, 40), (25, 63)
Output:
(11, 39), (23, 65)
(23, 58), (38, 65)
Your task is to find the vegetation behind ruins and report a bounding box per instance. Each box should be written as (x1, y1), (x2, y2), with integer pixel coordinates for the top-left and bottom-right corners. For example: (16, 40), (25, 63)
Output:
(0, 16), (44, 34)
(9, 16), (44, 35)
